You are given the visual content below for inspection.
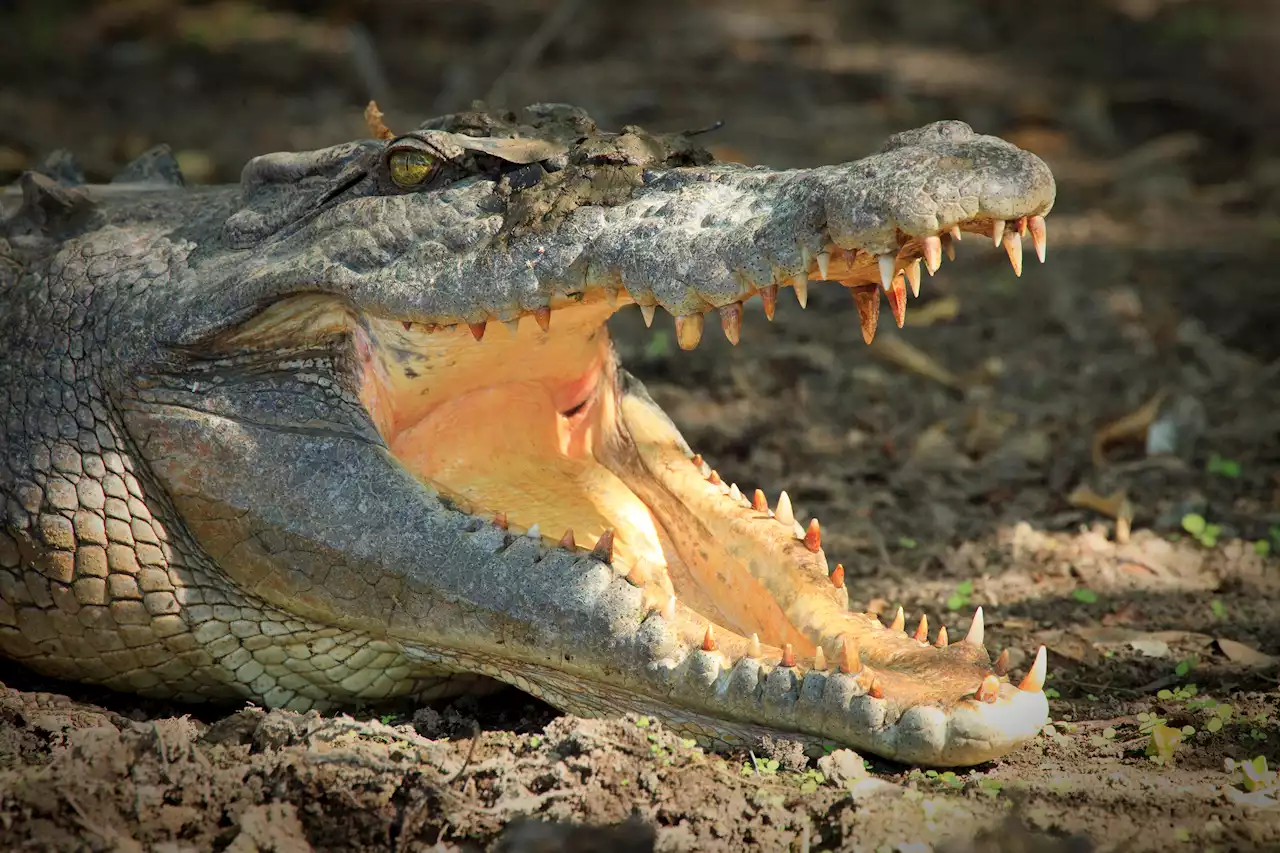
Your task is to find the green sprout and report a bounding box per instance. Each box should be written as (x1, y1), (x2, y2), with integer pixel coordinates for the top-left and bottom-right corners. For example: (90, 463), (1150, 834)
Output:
(1146, 724), (1185, 764)
(1181, 513), (1221, 548)
(1210, 599), (1228, 620)
(1206, 453), (1241, 478)
(1072, 588), (1098, 604)
(946, 579), (974, 611)
(898, 536), (918, 550)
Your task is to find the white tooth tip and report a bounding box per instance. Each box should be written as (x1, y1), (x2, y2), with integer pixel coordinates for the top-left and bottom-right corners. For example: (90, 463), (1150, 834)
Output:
(525, 523), (540, 538)
(878, 253), (896, 292)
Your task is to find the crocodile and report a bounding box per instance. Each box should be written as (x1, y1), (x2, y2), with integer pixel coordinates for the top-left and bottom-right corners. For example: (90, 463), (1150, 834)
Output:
(0, 103), (1055, 766)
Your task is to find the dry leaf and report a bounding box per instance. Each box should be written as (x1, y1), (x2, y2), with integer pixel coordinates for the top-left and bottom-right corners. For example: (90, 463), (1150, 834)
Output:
(1216, 638), (1277, 669)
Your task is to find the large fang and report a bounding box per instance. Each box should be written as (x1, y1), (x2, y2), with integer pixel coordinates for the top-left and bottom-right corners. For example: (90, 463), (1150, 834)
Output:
(759, 284), (778, 321)
(935, 625), (948, 648)
(592, 529), (615, 564)
(804, 518), (821, 552)
(534, 306), (552, 332)
(904, 259), (921, 298)
(468, 321), (487, 341)
(922, 235), (942, 274)
(748, 633), (762, 659)
(965, 607), (984, 647)
(839, 636), (861, 674)
(975, 674), (1001, 703)
(887, 275), (907, 328)
(775, 491), (795, 527)
(794, 278), (809, 309)
(1002, 230), (1023, 277)
(702, 625), (718, 651)
(877, 253), (896, 293)
(889, 606), (905, 632)
(719, 303), (742, 345)
(640, 304), (656, 328)
(815, 251), (830, 281)
(991, 219), (1006, 248)
(852, 286), (880, 344)
(675, 313), (705, 350)
(1028, 214), (1048, 262)
(993, 648), (1010, 676)
(912, 614), (929, 643)
(752, 489), (768, 512)
(1019, 645), (1048, 692)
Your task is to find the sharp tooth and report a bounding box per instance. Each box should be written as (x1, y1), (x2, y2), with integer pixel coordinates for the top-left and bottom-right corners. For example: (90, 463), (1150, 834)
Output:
(640, 304), (656, 327)
(889, 606), (905, 632)
(1016, 215), (1028, 237)
(558, 529), (576, 549)
(922, 235), (942, 274)
(800, 245), (813, 277)
(935, 625), (948, 648)
(949, 225), (962, 242)
(719, 303), (742, 345)
(868, 677), (884, 699)
(504, 318), (520, 336)
(752, 489), (768, 512)
(975, 674), (1001, 703)
(1003, 230), (1023, 277)
(468, 321), (487, 341)
(592, 529), (615, 564)
(830, 563), (845, 589)
(759, 284), (778, 321)
(492, 513), (508, 530)
(993, 648), (1010, 676)
(887, 274), (907, 328)
(748, 633), (762, 659)
(701, 625), (718, 652)
(804, 518), (821, 552)
(815, 251), (829, 281)
(661, 595), (677, 622)
(775, 491), (795, 527)
(793, 521), (805, 539)
(912, 614), (929, 643)
(708, 469), (722, 485)
(877, 253), (896, 292)
(1018, 645), (1048, 692)
(525, 523), (540, 539)
(852, 286), (880, 345)
(813, 646), (827, 671)
(1028, 214), (1047, 262)
(675, 312), (704, 350)
(904, 258), (921, 298)
(794, 278), (809, 309)
(991, 219), (1005, 248)
(534, 306), (552, 332)
(691, 454), (703, 467)
(965, 606), (984, 647)
(780, 644), (796, 667)
(402, 320), (413, 331)
(945, 236), (957, 261)
(728, 483), (742, 502)
(839, 636), (861, 674)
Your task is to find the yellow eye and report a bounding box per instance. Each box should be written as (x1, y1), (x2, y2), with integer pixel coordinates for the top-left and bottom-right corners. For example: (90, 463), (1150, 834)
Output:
(388, 149), (435, 187)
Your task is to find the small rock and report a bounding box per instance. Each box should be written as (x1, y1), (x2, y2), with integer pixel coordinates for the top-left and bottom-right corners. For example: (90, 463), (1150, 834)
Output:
(818, 748), (868, 786)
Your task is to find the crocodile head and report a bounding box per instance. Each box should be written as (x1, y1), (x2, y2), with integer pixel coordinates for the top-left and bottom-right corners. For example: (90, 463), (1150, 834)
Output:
(2, 104), (1055, 766)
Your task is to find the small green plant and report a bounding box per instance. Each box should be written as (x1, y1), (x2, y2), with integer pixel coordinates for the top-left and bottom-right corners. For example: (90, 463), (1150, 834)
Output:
(1072, 588), (1098, 604)
(1044, 687), (1061, 699)
(922, 769), (964, 789)
(898, 536), (918, 550)
(946, 579), (974, 611)
(1255, 539), (1272, 557)
(975, 778), (1004, 799)
(1181, 513), (1221, 547)
(1210, 599), (1228, 620)
(528, 734), (542, 748)
(1146, 724), (1190, 764)
(798, 768), (826, 793)
(741, 752), (780, 777)
(1226, 756), (1276, 793)
(379, 713), (397, 725)
(634, 716), (651, 728)
(1174, 657), (1198, 678)
(1157, 682), (1198, 702)
(1206, 453), (1241, 478)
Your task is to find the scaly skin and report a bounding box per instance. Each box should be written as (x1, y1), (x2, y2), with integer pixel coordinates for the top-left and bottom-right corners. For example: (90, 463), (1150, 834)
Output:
(0, 105), (1055, 766)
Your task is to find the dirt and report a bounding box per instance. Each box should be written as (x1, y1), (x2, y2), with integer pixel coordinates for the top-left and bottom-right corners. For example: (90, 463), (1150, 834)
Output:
(1, 1), (1279, 851)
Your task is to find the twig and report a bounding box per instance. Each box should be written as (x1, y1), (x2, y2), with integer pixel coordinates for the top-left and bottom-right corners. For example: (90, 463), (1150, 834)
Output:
(443, 721), (482, 784)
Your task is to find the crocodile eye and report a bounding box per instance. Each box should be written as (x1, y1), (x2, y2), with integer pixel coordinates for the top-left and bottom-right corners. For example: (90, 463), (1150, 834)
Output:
(388, 149), (436, 188)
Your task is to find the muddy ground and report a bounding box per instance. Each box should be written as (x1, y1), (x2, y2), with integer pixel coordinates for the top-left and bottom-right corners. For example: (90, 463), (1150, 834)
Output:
(1, 1), (1279, 850)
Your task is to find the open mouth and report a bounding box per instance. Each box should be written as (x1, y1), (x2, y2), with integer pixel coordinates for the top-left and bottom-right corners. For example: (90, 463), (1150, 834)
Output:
(347, 215), (1049, 708)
